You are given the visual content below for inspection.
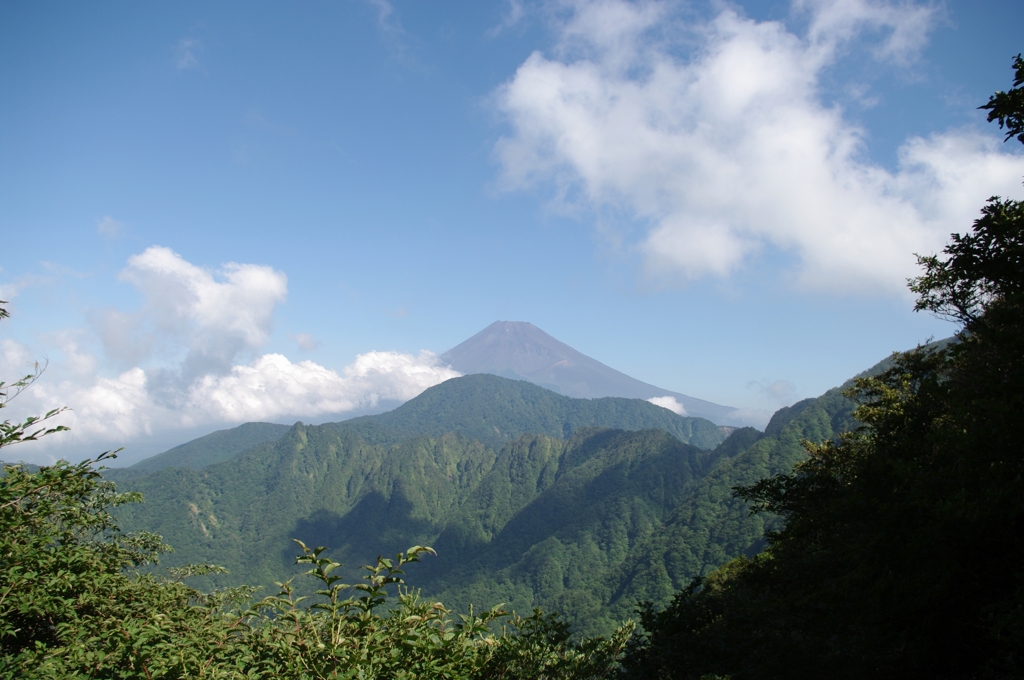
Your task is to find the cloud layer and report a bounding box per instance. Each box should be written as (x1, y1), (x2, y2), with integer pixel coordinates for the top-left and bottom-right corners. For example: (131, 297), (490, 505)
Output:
(647, 395), (687, 415)
(2, 248), (459, 462)
(494, 0), (1024, 292)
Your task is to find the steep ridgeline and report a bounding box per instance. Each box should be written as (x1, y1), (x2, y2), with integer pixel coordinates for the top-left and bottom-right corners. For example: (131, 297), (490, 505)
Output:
(112, 424), (724, 634)
(345, 374), (730, 451)
(130, 422), (292, 472)
(110, 363), (889, 637)
(423, 383), (861, 635)
(118, 374), (730, 474)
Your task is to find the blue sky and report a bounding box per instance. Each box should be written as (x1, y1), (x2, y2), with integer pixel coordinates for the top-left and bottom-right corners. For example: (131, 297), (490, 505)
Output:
(2, 0), (1023, 465)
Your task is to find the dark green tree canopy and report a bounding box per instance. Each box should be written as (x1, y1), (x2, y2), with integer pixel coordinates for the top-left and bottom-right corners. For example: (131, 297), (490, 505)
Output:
(621, 53), (1024, 680)
(981, 53), (1024, 143)
(910, 197), (1024, 324)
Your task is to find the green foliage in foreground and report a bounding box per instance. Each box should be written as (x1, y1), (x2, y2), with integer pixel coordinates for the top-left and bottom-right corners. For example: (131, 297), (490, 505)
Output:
(621, 55), (1024, 680)
(0, 453), (632, 679)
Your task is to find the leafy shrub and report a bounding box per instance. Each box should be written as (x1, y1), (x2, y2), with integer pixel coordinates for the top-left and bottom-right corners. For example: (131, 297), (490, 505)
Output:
(1, 453), (632, 679)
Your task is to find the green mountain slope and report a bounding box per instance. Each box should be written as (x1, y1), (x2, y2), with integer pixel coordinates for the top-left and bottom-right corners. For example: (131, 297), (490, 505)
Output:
(112, 424), (707, 609)
(347, 374), (730, 450)
(110, 355), (909, 636)
(420, 427), (725, 634)
(410, 381), (862, 635)
(130, 422), (291, 472)
(119, 374), (729, 476)
(114, 424), (490, 588)
(603, 386), (858, 617)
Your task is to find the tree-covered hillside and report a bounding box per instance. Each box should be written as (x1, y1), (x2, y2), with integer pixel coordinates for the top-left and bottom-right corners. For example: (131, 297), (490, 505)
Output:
(108, 361), (890, 637)
(620, 54), (1024, 680)
(1, 455), (632, 679)
(345, 374), (730, 451)
(130, 422), (291, 472)
(1, 298), (632, 678)
(112, 374), (729, 477)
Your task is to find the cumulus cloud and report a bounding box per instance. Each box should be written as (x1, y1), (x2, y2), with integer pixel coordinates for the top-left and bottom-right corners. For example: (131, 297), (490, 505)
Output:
(493, 0), (1024, 293)
(3, 349), (459, 459)
(796, 0), (938, 64)
(2, 248), (461, 463)
(647, 395), (687, 415)
(110, 246), (288, 378)
(188, 351), (459, 423)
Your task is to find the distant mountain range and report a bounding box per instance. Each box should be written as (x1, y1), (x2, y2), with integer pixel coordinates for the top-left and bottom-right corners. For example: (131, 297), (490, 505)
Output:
(122, 375), (730, 473)
(104, 351), (894, 635)
(130, 422), (291, 472)
(441, 321), (739, 424)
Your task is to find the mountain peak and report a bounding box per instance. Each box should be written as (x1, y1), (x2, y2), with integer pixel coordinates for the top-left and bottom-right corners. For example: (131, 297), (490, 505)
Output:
(442, 321), (737, 424)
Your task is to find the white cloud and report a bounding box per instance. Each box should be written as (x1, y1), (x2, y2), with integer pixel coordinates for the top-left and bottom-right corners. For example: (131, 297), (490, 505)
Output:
(111, 246), (288, 376)
(796, 0), (938, 65)
(647, 395), (687, 415)
(3, 349), (459, 462)
(1, 249), (461, 464)
(488, 0), (527, 36)
(493, 0), (1024, 293)
(1, 339), (35, 376)
(0, 274), (48, 305)
(290, 333), (323, 351)
(176, 38), (202, 70)
(367, 0), (405, 36)
(188, 351), (459, 423)
(96, 215), (126, 238)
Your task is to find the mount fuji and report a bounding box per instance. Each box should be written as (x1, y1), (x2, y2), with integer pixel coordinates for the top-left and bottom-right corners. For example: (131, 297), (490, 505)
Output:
(441, 321), (739, 425)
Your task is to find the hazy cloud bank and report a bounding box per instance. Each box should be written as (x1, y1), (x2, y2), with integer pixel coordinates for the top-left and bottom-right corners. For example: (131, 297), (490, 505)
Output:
(494, 0), (1024, 293)
(2, 247), (459, 464)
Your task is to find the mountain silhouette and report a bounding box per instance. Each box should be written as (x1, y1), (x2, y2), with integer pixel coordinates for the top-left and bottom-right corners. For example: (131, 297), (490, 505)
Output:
(441, 321), (738, 424)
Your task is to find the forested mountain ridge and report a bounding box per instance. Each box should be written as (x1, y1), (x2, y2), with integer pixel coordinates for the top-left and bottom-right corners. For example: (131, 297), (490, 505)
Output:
(606, 385), (857, 611)
(342, 373), (730, 451)
(108, 358), (890, 636)
(129, 422), (291, 472)
(420, 427), (730, 634)
(113, 374), (729, 475)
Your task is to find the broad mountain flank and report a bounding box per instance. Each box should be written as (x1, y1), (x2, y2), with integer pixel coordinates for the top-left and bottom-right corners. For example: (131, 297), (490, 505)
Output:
(442, 321), (739, 424)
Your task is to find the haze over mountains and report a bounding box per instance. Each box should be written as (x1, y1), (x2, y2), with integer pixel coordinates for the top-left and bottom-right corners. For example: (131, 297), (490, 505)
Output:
(441, 322), (741, 424)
